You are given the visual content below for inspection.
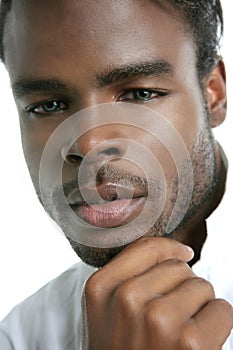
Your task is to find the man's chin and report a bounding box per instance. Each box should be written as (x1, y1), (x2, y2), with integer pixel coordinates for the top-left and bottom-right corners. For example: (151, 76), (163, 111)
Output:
(66, 236), (126, 268)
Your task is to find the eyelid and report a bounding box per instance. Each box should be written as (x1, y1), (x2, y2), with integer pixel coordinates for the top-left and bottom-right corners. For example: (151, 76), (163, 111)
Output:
(25, 98), (68, 115)
(118, 87), (169, 102)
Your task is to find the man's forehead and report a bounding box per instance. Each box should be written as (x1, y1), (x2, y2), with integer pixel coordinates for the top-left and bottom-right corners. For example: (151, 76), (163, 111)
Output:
(12, 0), (147, 15)
(9, 0), (177, 29)
(5, 0), (196, 84)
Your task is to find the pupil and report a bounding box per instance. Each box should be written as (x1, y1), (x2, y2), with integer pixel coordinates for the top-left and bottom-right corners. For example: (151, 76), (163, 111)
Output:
(135, 90), (151, 100)
(45, 101), (58, 111)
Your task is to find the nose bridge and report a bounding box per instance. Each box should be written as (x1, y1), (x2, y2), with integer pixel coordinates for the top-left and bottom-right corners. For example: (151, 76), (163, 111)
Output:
(65, 124), (127, 165)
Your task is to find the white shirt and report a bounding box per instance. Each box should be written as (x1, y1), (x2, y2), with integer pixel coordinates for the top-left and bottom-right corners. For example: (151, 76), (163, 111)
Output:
(0, 262), (96, 350)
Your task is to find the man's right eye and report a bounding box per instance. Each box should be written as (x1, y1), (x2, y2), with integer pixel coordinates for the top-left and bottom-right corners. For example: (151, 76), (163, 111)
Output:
(25, 100), (68, 115)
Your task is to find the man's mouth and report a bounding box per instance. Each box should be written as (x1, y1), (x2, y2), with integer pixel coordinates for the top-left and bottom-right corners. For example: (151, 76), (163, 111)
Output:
(66, 182), (147, 228)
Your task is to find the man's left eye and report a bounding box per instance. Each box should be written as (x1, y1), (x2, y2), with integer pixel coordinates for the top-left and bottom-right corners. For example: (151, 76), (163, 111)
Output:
(26, 100), (68, 115)
(118, 89), (167, 102)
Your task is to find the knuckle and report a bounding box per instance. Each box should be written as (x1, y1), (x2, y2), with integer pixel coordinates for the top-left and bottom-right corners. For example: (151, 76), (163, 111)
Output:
(216, 298), (233, 312)
(84, 272), (104, 301)
(179, 325), (200, 350)
(114, 281), (139, 311)
(144, 304), (157, 329)
(168, 259), (194, 275)
(128, 236), (152, 247)
(122, 236), (155, 254)
(132, 236), (171, 250)
(144, 301), (170, 331)
(135, 236), (158, 250)
(193, 277), (215, 298)
(215, 298), (233, 323)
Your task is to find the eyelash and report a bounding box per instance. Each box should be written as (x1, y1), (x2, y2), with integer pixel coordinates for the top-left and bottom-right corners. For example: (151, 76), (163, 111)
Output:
(119, 88), (168, 103)
(25, 88), (168, 116)
(25, 99), (68, 116)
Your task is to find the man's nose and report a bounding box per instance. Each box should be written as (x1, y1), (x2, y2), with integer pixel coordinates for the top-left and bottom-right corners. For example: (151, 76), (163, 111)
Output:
(63, 126), (127, 166)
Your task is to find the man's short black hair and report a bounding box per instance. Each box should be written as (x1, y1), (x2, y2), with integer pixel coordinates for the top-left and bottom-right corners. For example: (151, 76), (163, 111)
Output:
(0, 0), (223, 80)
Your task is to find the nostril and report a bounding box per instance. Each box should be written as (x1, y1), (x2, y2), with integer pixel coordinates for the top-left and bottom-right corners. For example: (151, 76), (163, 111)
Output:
(66, 154), (82, 165)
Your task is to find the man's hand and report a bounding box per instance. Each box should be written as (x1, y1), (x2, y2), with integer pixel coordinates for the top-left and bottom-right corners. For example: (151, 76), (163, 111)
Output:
(83, 237), (233, 349)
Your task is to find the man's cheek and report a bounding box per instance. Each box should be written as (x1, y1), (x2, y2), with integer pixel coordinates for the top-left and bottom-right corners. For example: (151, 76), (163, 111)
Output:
(20, 120), (57, 164)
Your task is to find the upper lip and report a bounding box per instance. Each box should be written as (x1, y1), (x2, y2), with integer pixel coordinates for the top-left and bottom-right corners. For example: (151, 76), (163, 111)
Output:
(66, 182), (147, 206)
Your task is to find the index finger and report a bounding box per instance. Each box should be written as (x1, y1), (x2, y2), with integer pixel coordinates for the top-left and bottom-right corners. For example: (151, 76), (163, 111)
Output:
(91, 237), (194, 290)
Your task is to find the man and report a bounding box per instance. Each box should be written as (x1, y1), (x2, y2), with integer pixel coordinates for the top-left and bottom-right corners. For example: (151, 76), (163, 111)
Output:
(0, 0), (232, 349)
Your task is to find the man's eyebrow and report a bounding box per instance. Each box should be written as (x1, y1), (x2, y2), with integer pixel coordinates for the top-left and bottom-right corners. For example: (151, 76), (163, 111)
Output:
(96, 59), (174, 87)
(12, 60), (174, 97)
(12, 79), (71, 98)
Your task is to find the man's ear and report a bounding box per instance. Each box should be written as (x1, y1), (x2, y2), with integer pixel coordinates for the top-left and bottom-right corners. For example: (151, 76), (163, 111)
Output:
(204, 59), (227, 128)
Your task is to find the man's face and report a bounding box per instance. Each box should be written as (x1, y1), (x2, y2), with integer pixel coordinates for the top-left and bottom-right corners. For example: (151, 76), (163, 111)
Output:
(4, 0), (223, 266)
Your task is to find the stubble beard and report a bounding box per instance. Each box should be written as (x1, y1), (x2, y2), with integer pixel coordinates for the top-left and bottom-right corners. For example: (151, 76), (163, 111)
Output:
(38, 120), (217, 268)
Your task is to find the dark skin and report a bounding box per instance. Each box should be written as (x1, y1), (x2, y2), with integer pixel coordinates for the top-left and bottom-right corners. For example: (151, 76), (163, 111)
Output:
(4, 0), (233, 348)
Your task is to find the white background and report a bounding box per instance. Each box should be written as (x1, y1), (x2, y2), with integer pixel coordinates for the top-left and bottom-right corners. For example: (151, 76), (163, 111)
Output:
(0, 0), (232, 320)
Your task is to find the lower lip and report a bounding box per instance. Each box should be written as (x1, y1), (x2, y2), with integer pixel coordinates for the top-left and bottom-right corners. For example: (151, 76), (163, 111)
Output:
(71, 197), (146, 228)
